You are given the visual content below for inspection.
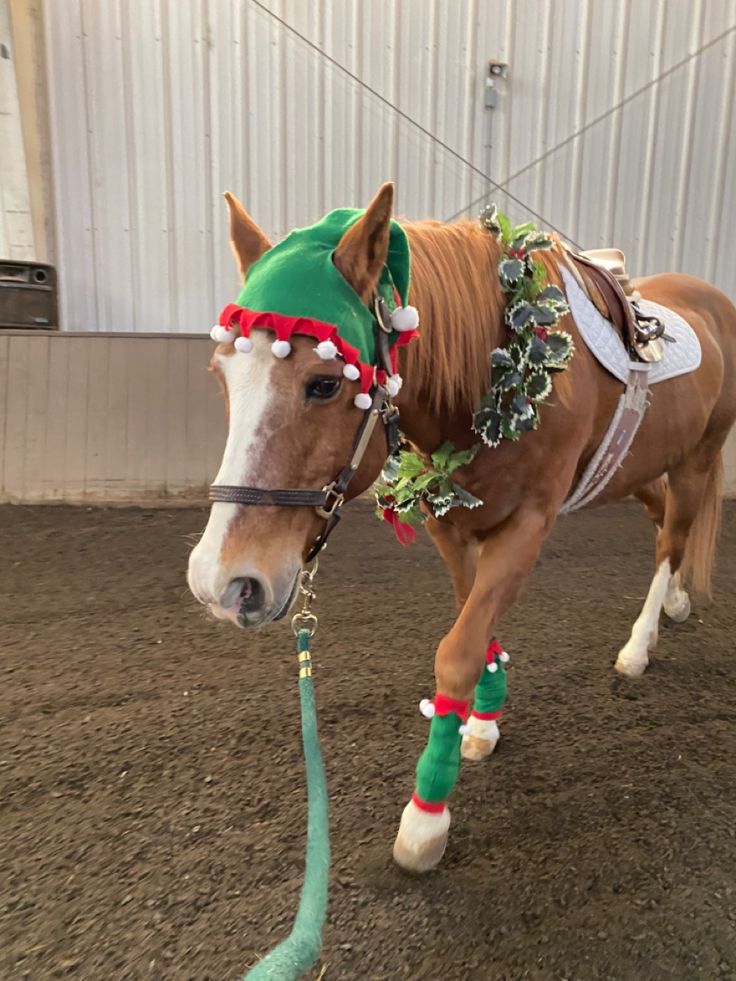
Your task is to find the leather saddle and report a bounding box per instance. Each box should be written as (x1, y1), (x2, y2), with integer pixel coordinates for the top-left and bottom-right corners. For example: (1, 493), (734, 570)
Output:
(567, 248), (666, 363)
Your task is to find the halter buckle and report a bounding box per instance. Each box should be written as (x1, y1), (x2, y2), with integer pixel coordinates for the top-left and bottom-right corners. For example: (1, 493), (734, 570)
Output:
(316, 482), (345, 520)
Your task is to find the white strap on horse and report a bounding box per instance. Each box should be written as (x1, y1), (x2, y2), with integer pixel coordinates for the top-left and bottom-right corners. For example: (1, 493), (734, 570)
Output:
(560, 362), (650, 514)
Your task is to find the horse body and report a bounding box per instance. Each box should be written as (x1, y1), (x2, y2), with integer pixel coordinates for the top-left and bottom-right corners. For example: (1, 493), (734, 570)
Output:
(188, 185), (736, 873)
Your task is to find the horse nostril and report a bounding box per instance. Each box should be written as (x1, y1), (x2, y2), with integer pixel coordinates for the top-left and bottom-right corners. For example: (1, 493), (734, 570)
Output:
(221, 576), (265, 614)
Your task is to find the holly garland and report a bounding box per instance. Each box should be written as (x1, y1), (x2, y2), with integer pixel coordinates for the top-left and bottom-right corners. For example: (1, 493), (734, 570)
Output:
(374, 441), (483, 543)
(374, 205), (573, 542)
(472, 205), (574, 448)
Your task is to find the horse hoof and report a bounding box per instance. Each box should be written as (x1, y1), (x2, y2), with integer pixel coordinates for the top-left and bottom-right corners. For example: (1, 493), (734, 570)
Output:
(392, 799), (450, 873)
(615, 650), (648, 677)
(664, 593), (691, 623)
(461, 717), (500, 761)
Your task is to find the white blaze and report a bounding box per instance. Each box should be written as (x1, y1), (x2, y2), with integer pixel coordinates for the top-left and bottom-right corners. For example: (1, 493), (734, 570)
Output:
(187, 334), (274, 605)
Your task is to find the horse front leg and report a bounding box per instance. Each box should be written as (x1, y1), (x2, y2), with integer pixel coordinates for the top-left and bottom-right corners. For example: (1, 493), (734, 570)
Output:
(393, 505), (554, 873)
(424, 515), (508, 762)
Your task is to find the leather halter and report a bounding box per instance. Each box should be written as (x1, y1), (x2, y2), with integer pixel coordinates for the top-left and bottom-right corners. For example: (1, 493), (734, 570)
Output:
(208, 295), (401, 562)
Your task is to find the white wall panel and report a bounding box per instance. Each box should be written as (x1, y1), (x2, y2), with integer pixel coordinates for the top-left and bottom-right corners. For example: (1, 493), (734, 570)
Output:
(41, 0), (736, 334)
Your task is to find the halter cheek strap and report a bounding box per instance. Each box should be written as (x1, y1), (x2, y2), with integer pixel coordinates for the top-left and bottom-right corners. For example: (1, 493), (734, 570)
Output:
(208, 383), (401, 562)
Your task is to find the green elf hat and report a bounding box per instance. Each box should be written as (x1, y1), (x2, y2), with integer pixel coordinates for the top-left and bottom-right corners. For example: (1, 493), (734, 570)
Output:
(210, 208), (419, 408)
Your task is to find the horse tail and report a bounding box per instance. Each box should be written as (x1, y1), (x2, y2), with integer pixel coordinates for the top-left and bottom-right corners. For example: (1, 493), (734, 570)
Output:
(682, 453), (724, 598)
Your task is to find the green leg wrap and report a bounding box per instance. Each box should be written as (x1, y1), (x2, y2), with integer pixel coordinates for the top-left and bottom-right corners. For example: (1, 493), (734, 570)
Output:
(473, 658), (507, 715)
(415, 713), (463, 804)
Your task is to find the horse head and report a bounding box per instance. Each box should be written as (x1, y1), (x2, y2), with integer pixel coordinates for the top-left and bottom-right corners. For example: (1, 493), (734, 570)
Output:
(187, 183), (417, 627)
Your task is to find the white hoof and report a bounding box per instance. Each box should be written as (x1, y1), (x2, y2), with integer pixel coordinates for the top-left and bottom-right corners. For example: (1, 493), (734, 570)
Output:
(615, 641), (649, 677)
(664, 591), (691, 623)
(392, 799), (450, 873)
(461, 716), (500, 761)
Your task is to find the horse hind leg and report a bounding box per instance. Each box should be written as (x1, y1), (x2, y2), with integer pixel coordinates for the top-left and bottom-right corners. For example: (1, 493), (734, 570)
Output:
(616, 454), (723, 677)
(634, 478), (692, 626)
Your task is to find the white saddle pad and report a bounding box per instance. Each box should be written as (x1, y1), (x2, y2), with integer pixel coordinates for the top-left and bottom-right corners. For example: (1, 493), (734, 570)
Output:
(560, 266), (701, 384)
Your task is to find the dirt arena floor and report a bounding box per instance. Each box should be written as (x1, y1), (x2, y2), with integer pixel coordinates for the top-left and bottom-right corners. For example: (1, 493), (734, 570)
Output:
(2, 500), (736, 980)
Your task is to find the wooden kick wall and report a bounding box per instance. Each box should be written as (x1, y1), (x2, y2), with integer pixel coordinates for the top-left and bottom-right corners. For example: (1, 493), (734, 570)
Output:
(0, 331), (223, 503)
(1, 330), (735, 504)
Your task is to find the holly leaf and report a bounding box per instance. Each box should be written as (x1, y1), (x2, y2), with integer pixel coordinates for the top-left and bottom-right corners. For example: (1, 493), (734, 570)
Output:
(528, 333), (547, 364)
(526, 370), (553, 402)
(472, 405), (503, 447)
(531, 303), (559, 326)
(480, 204), (504, 240)
(430, 494), (456, 518)
(493, 368), (522, 393)
(525, 232), (554, 252)
(544, 331), (574, 367)
(445, 444), (480, 473)
(411, 471), (439, 493)
(430, 440), (454, 470)
(396, 452), (426, 478)
(498, 257), (525, 290)
(506, 301), (536, 332)
(537, 284), (568, 310)
(511, 221), (536, 240)
(452, 484), (484, 509)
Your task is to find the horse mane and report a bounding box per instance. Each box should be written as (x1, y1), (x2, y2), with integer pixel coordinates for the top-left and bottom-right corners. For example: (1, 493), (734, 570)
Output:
(404, 219), (571, 415)
(403, 219), (506, 415)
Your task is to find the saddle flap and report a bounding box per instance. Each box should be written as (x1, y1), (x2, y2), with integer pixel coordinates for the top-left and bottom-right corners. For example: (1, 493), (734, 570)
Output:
(570, 252), (638, 354)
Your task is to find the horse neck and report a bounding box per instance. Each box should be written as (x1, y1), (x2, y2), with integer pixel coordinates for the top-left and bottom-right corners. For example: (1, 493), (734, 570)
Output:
(397, 219), (507, 452)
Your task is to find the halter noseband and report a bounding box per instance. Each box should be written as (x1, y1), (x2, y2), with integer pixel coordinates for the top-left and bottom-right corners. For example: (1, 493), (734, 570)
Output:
(208, 295), (402, 562)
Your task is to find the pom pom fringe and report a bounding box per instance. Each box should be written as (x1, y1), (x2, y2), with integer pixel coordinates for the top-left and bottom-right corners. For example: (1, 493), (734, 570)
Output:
(234, 336), (253, 353)
(391, 305), (419, 332)
(271, 339), (292, 358)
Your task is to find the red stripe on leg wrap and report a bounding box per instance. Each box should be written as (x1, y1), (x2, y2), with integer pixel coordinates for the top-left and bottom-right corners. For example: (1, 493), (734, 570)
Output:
(432, 692), (471, 722)
(486, 639), (503, 662)
(471, 709), (503, 722)
(411, 792), (446, 814)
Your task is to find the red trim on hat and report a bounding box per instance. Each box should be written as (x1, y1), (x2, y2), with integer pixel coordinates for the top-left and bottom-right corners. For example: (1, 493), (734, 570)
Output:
(216, 303), (417, 395)
(411, 792), (446, 814)
(471, 709), (503, 722)
(432, 692), (471, 722)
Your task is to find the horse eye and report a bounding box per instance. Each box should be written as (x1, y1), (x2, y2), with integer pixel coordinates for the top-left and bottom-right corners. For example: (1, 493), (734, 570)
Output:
(306, 376), (342, 401)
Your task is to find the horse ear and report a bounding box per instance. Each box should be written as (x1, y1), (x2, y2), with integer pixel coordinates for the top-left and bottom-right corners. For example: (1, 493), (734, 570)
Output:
(333, 182), (394, 301)
(223, 191), (272, 280)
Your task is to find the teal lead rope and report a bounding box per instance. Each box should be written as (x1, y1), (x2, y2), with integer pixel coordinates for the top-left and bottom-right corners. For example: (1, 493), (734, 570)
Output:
(246, 566), (330, 980)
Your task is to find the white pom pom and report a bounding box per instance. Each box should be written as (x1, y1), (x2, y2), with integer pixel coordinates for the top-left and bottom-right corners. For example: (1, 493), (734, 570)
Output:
(213, 325), (235, 344)
(342, 363), (361, 381)
(386, 374), (402, 397)
(234, 336), (253, 353)
(271, 339), (292, 358)
(391, 305), (419, 332)
(315, 340), (338, 360)
(419, 698), (435, 719)
(499, 651), (510, 663)
(354, 392), (372, 410)
(210, 326), (220, 341)
(458, 724), (470, 736)
(487, 661), (498, 673)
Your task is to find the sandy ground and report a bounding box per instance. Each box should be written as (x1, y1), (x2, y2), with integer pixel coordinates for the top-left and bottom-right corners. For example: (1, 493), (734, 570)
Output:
(2, 500), (735, 980)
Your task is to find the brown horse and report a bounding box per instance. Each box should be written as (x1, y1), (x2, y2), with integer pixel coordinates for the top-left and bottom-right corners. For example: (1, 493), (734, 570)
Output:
(188, 183), (736, 872)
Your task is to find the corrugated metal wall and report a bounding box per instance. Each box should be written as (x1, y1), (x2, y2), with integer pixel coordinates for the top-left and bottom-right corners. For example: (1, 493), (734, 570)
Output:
(42, 0), (736, 333)
(0, 0), (35, 259)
